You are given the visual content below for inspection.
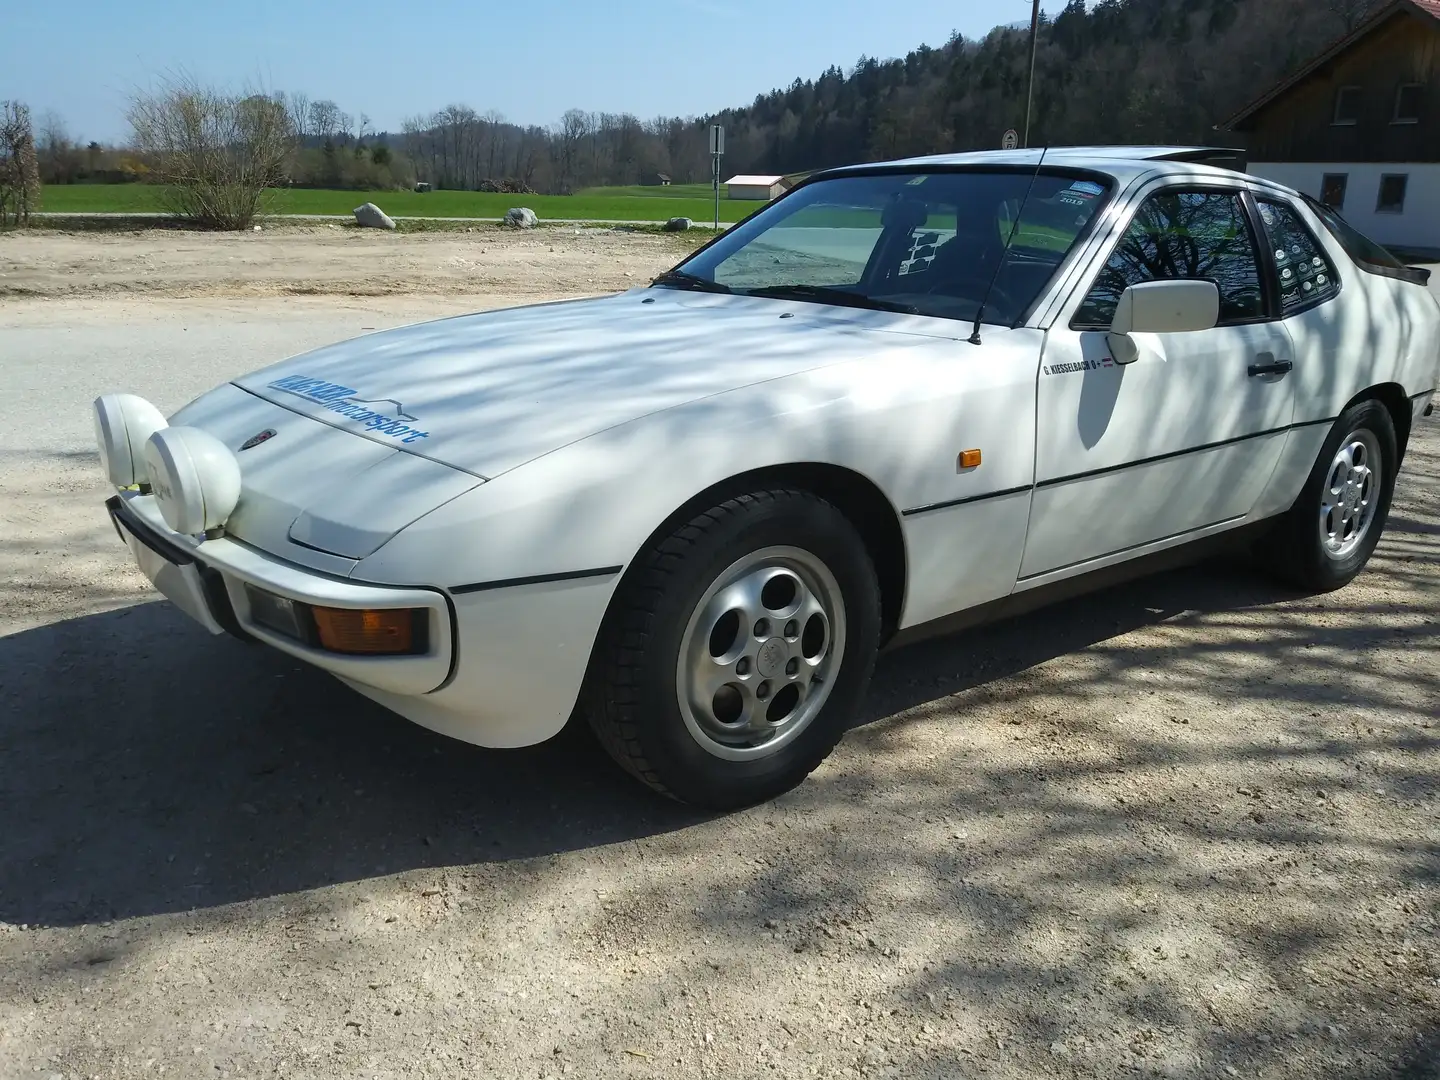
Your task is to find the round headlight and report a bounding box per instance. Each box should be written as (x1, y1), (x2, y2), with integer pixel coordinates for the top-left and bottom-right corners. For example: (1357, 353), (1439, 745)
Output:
(143, 426), (242, 536)
(93, 394), (167, 489)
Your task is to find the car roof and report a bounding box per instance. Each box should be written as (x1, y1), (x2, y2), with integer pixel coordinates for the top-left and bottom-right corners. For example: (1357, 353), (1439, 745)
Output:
(828, 145), (1259, 189)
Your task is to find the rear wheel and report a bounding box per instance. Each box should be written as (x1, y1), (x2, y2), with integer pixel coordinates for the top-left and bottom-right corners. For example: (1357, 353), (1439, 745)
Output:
(1257, 399), (1397, 591)
(585, 489), (881, 809)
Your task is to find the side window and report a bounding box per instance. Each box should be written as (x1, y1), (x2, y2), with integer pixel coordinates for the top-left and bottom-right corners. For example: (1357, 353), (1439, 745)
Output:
(1073, 191), (1264, 329)
(1255, 198), (1340, 316)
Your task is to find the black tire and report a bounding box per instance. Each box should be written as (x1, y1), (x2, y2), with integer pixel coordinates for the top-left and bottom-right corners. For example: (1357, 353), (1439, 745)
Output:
(584, 489), (881, 810)
(1256, 399), (1398, 592)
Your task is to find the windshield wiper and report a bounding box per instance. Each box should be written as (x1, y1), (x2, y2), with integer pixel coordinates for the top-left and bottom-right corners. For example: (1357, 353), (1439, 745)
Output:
(743, 284), (919, 315)
(651, 269), (732, 293)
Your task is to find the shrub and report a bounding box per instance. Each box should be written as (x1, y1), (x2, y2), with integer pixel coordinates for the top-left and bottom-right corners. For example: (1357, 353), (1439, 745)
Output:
(0, 100), (42, 225)
(127, 75), (295, 229)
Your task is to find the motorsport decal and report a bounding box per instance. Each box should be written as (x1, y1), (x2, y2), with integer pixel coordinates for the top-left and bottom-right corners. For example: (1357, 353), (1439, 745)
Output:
(266, 375), (431, 444)
(1042, 356), (1115, 376)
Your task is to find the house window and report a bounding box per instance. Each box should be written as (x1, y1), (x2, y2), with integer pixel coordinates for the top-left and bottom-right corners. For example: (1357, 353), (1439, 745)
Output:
(1393, 83), (1422, 124)
(1320, 173), (1348, 210)
(1332, 85), (1361, 125)
(1377, 174), (1408, 214)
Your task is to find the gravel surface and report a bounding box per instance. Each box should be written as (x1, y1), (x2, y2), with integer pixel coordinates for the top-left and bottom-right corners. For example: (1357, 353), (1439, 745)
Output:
(0, 225), (695, 300)
(0, 247), (1437, 1080)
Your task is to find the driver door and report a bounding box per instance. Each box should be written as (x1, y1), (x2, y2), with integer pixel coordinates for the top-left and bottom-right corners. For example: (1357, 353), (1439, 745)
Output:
(1020, 187), (1296, 582)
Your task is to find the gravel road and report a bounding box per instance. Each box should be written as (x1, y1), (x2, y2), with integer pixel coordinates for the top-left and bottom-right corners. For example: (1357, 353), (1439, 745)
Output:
(1, 268), (1438, 1080)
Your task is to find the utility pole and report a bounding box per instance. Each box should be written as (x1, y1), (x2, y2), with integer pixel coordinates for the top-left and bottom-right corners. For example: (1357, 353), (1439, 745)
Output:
(1023, 0), (1041, 148)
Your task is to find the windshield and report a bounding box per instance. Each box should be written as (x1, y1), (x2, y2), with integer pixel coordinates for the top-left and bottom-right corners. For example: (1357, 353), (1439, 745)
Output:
(665, 169), (1113, 325)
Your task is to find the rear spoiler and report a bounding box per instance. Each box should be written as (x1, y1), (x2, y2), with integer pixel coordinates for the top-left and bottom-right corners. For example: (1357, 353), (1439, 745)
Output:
(1156, 147), (1247, 171)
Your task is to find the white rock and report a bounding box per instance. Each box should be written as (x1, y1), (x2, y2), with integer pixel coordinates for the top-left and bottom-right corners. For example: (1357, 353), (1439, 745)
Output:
(353, 202), (396, 230)
(504, 207), (538, 228)
(663, 217), (693, 232)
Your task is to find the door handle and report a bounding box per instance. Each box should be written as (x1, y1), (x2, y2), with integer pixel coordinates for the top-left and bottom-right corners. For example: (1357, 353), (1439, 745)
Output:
(1247, 354), (1294, 377)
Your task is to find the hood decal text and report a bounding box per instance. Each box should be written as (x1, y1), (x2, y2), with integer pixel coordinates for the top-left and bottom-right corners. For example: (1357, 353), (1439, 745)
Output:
(267, 375), (431, 444)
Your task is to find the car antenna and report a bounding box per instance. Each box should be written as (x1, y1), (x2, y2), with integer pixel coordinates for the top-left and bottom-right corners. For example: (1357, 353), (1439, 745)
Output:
(969, 143), (1049, 346)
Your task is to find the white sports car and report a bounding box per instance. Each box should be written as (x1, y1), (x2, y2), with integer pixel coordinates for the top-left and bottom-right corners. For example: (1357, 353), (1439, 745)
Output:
(95, 146), (1439, 808)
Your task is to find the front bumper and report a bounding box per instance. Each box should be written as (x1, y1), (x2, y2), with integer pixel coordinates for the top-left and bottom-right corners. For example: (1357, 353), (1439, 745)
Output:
(108, 492), (454, 696)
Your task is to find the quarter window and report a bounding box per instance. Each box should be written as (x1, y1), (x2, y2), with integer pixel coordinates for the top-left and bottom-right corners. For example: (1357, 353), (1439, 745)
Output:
(1255, 199), (1340, 316)
(1377, 174), (1408, 214)
(1073, 191), (1264, 329)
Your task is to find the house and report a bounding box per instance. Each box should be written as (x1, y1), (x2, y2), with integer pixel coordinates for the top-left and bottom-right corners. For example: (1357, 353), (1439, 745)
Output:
(1218, 0), (1440, 252)
(725, 174), (787, 200)
(645, 172), (672, 186)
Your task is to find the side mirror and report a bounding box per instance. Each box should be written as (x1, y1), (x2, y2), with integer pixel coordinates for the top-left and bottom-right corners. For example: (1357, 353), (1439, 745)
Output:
(1107, 279), (1221, 365)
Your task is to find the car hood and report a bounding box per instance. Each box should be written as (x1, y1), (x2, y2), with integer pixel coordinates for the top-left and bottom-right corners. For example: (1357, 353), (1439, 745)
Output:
(233, 288), (954, 478)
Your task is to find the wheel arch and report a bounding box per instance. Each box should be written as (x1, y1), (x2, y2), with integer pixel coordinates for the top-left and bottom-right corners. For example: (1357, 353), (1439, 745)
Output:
(1346, 382), (1412, 461)
(613, 462), (909, 643)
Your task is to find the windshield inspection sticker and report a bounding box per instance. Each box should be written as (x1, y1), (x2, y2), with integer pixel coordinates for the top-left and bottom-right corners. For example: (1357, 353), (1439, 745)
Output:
(267, 374), (431, 444)
(1068, 180), (1104, 196)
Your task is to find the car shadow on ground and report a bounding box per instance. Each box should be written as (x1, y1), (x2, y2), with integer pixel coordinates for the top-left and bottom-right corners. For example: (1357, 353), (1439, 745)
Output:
(0, 544), (1361, 931)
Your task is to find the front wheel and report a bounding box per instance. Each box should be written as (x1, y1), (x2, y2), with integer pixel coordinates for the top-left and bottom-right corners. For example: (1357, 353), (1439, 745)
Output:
(584, 489), (881, 809)
(1257, 399), (1398, 592)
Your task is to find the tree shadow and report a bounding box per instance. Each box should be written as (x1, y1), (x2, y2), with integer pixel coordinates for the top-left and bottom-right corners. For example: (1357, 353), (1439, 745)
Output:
(0, 528), (1426, 933)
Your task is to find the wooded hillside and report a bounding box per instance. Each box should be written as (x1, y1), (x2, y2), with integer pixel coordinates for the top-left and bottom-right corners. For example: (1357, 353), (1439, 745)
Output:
(706, 0), (1377, 177)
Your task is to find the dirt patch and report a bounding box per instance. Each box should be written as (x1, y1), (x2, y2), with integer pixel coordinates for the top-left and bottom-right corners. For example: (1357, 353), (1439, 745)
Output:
(0, 225), (699, 300)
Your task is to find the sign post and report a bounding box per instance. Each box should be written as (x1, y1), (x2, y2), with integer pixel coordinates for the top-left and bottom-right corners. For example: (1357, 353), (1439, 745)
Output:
(709, 124), (725, 230)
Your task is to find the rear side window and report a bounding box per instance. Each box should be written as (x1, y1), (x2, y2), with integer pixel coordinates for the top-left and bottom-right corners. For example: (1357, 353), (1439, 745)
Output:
(1255, 199), (1340, 316)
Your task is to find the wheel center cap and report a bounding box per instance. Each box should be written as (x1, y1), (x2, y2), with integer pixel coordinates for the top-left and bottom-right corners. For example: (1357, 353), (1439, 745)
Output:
(756, 639), (787, 679)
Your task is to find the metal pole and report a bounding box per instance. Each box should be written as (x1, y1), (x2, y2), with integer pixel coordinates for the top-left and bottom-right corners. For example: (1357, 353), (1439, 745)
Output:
(1023, 0), (1041, 149)
(713, 156), (720, 230)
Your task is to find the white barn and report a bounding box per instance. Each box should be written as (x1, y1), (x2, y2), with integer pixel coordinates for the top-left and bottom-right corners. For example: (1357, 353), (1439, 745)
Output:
(726, 175), (787, 201)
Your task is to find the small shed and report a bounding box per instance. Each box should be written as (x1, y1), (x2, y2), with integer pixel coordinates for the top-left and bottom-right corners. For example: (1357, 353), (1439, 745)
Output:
(726, 174), (787, 200)
(649, 172), (672, 186)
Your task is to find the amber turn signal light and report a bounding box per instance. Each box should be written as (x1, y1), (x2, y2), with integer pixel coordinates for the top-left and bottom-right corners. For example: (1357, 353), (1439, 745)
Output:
(311, 606), (422, 655)
(958, 448), (982, 469)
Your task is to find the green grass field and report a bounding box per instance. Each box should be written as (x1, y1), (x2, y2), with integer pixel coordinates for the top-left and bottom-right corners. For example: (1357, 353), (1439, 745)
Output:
(38, 183), (770, 223)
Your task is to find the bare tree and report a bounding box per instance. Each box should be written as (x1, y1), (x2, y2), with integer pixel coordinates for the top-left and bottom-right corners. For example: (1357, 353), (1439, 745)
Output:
(0, 100), (42, 225)
(128, 75), (296, 229)
(308, 100), (341, 143)
(36, 110), (80, 185)
(285, 91), (312, 141)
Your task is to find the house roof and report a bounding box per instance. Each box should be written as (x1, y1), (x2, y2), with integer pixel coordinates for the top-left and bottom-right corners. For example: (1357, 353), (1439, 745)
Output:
(725, 174), (785, 186)
(1219, 0), (1440, 131)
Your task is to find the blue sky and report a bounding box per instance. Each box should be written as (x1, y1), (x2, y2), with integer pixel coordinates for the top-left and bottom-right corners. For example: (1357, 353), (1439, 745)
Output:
(9, 0), (1051, 142)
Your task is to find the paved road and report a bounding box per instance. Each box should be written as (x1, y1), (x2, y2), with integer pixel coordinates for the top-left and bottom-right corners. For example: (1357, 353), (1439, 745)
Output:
(1, 295), (1437, 1080)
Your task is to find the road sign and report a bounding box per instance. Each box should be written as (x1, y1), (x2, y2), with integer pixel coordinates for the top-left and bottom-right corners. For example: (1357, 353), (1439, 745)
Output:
(709, 125), (725, 156)
(1001, 129), (1019, 150)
